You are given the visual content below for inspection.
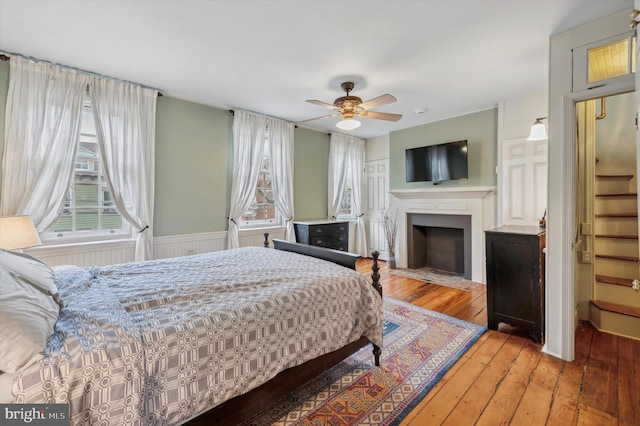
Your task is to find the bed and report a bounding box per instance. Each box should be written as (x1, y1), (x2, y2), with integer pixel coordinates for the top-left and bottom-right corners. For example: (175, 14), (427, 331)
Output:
(0, 239), (383, 425)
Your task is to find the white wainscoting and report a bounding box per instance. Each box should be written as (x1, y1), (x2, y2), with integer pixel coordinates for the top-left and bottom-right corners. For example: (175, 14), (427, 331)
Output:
(26, 228), (287, 266)
(153, 231), (227, 259)
(26, 239), (136, 267)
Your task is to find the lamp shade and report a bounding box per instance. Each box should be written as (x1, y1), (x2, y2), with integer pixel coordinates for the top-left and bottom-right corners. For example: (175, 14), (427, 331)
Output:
(0, 216), (42, 250)
(336, 118), (361, 131)
(527, 118), (548, 141)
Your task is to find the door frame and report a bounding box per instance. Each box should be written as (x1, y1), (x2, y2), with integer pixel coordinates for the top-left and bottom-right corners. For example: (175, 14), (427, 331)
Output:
(548, 9), (633, 361)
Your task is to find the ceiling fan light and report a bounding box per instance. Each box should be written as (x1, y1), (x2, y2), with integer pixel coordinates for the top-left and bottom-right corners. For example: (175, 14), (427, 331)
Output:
(336, 118), (361, 130)
(527, 118), (548, 141)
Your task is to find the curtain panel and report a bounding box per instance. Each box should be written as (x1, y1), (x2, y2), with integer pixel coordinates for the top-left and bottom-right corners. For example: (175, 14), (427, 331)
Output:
(328, 133), (368, 257)
(327, 133), (350, 219)
(228, 111), (269, 248)
(349, 138), (368, 257)
(266, 117), (296, 242)
(89, 78), (157, 261)
(0, 56), (89, 230)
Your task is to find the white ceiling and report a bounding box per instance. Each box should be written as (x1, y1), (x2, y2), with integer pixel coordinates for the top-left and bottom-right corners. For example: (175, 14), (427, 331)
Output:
(0, 0), (633, 139)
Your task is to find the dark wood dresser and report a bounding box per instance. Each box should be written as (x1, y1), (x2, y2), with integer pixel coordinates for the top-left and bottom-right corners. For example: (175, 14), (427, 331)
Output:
(485, 225), (546, 343)
(294, 220), (349, 251)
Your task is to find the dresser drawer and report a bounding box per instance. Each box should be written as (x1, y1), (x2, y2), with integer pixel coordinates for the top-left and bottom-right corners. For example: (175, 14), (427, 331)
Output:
(294, 221), (350, 251)
(309, 222), (347, 236)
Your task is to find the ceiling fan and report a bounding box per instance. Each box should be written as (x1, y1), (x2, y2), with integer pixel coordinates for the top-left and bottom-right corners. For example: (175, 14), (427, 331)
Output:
(301, 82), (402, 130)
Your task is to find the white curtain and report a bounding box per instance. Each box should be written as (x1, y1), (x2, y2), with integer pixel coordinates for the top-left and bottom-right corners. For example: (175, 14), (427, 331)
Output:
(89, 77), (157, 261)
(0, 56), (89, 231)
(228, 111), (268, 248)
(349, 138), (368, 257)
(267, 117), (296, 242)
(328, 133), (367, 256)
(327, 133), (351, 218)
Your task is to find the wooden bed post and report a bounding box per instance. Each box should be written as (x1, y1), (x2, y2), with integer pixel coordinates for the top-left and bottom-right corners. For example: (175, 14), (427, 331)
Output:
(263, 232), (270, 248)
(371, 250), (382, 366)
(370, 250), (382, 297)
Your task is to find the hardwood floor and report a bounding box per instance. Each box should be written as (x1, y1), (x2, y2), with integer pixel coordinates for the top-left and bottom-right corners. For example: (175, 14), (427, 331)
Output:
(356, 258), (640, 426)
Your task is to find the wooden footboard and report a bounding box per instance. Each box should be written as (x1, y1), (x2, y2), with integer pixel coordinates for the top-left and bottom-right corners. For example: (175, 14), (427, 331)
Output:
(185, 241), (382, 426)
(272, 238), (360, 269)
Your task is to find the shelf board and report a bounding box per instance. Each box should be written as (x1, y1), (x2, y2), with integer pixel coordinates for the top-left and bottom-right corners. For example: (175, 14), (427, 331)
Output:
(595, 193), (637, 197)
(595, 212), (638, 218)
(596, 174), (633, 179)
(591, 300), (640, 319)
(595, 274), (635, 288)
(595, 254), (639, 262)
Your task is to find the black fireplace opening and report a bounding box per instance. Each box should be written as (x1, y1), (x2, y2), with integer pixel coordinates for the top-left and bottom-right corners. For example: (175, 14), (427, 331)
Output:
(407, 214), (471, 279)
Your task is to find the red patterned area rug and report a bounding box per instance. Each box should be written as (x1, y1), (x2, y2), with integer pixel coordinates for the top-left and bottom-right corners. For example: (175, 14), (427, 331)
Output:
(242, 297), (486, 426)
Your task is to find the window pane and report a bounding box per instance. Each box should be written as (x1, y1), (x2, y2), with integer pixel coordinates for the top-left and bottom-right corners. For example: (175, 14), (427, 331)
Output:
(75, 208), (99, 231)
(50, 210), (73, 232)
(587, 38), (629, 83)
(102, 211), (122, 229)
(75, 184), (99, 207)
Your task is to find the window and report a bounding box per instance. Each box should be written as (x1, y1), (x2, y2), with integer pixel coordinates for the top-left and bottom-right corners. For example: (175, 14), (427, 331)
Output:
(44, 96), (129, 241)
(573, 31), (636, 92)
(337, 163), (355, 219)
(240, 137), (281, 227)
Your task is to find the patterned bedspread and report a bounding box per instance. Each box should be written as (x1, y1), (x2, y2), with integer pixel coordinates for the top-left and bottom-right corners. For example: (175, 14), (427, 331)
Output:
(11, 247), (383, 425)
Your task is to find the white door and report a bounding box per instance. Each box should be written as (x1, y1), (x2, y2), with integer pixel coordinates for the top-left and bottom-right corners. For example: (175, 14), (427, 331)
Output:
(501, 137), (548, 226)
(365, 159), (389, 260)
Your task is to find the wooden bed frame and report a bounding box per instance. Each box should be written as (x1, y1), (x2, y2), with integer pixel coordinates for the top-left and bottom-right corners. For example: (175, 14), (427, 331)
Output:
(185, 239), (382, 425)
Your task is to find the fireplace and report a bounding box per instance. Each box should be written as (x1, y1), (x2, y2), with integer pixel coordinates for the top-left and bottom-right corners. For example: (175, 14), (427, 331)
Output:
(389, 186), (496, 284)
(407, 213), (471, 279)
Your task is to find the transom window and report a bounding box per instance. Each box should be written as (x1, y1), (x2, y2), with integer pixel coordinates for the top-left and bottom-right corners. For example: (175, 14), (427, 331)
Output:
(573, 31), (636, 92)
(43, 95), (129, 241)
(240, 137), (281, 227)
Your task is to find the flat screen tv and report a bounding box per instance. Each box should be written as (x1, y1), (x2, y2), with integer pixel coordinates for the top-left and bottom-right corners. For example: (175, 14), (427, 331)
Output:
(405, 140), (468, 184)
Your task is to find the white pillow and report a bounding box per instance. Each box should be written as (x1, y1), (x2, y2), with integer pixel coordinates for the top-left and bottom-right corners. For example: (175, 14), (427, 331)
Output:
(0, 249), (64, 308)
(0, 250), (61, 373)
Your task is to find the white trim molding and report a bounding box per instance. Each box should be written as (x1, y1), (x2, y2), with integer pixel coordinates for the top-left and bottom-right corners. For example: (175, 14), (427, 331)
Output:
(389, 186), (496, 283)
(548, 8), (633, 361)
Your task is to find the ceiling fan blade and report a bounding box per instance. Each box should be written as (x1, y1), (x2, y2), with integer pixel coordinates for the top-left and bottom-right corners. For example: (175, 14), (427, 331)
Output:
(306, 99), (338, 110)
(361, 111), (403, 122)
(358, 94), (397, 110)
(296, 113), (340, 124)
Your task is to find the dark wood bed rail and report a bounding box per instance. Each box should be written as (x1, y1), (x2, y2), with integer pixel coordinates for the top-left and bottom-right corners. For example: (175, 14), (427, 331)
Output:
(271, 238), (360, 269)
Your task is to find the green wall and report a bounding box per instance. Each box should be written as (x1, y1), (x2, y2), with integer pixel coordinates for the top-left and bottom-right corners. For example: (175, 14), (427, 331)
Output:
(293, 127), (330, 220)
(0, 59), (330, 236)
(154, 97), (231, 236)
(389, 108), (498, 189)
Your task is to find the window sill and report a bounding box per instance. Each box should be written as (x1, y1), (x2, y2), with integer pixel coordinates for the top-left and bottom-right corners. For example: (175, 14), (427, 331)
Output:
(27, 238), (136, 255)
(238, 224), (286, 233)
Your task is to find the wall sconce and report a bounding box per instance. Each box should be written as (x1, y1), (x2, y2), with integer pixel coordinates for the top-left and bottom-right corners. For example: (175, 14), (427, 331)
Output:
(527, 117), (548, 141)
(0, 215), (42, 251)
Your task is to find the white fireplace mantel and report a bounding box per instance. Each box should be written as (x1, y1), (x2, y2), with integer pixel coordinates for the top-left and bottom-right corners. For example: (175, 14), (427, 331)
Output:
(389, 186), (495, 200)
(389, 186), (496, 283)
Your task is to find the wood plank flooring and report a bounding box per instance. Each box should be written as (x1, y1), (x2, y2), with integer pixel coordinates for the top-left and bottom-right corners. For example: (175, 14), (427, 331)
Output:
(356, 258), (640, 426)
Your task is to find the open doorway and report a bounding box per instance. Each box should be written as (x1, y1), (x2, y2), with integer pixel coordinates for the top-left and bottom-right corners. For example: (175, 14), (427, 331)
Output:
(574, 91), (640, 340)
